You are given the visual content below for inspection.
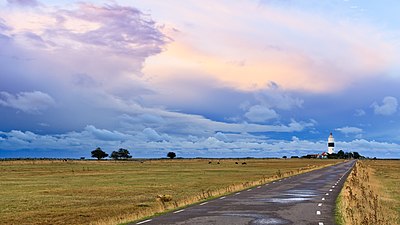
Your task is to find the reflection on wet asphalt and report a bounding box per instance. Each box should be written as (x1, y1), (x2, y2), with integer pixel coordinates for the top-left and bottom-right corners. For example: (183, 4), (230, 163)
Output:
(131, 160), (355, 225)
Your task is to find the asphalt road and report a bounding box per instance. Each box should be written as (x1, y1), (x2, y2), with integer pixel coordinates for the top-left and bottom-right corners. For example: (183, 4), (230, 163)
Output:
(132, 160), (355, 225)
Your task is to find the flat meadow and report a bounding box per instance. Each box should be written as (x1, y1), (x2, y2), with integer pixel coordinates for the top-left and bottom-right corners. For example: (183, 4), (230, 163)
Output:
(0, 158), (341, 225)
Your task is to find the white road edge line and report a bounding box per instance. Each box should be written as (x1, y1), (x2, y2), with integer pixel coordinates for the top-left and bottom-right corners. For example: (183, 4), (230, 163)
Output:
(247, 189), (252, 191)
(200, 202), (208, 206)
(219, 197), (226, 200)
(316, 211), (321, 215)
(173, 209), (185, 214)
(136, 219), (152, 224)
(257, 186), (261, 189)
(235, 192), (241, 195)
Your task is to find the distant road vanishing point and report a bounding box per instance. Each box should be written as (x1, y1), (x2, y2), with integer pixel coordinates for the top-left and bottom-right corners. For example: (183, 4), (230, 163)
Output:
(132, 160), (355, 225)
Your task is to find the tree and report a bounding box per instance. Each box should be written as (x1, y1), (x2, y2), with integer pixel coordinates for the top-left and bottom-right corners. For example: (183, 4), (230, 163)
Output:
(91, 147), (108, 160)
(353, 152), (360, 159)
(282, 156), (287, 159)
(337, 150), (345, 159)
(110, 148), (132, 160)
(167, 152), (176, 159)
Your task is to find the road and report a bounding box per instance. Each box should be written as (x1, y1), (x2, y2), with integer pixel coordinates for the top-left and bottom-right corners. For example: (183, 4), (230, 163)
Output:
(132, 160), (355, 225)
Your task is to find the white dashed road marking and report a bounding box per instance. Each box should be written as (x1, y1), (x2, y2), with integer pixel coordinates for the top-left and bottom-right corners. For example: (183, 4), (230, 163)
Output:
(136, 219), (152, 224)
(199, 202), (208, 206)
(319, 222), (324, 225)
(325, 193), (329, 196)
(316, 211), (321, 215)
(247, 189), (252, 192)
(257, 186), (261, 189)
(318, 203), (322, 206)
(329, 189), (333, 192)
(322, 198), (325, 201)
(219, 197), (226, 200)
(235, 192), (241, 195)
(173, 209), (185, 214)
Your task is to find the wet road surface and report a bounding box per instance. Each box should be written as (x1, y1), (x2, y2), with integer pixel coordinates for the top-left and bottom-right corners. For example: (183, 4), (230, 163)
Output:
(132, 160), (355, 225)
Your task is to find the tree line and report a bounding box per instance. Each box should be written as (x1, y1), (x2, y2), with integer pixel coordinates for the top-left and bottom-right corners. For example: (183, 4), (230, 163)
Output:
(91, 147), (176, 160)
(327, 150), (362, 159)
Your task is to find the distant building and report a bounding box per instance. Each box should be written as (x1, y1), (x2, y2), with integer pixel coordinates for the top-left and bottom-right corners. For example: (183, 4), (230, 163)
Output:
(328, 133), (335, 154)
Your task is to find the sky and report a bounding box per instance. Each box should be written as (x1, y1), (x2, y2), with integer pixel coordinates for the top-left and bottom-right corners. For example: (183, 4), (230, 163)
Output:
(1, 0), (400, 158)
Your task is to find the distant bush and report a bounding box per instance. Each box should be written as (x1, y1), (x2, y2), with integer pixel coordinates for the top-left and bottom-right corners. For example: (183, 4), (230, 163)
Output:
(167, 152), (176, 159)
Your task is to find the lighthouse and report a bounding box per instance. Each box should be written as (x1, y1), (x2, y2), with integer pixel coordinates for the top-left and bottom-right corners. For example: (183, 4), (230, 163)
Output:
(327, 133), (335, 154)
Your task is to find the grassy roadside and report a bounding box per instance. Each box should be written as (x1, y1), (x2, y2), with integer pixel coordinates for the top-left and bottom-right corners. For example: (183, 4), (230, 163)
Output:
(0, 158), (341, 225)
(336, 160), (399, 225)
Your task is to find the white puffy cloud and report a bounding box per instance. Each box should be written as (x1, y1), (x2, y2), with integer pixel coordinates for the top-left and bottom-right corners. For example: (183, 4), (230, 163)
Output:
(254, 83), (304, 110)
(2, 128), (398, 158)
(354, 109), (366, 117)
(84, 125), (129, 141)
(0, 91), (55, 113)
(244, 105), (278, 122)
(335, 126), (363, 135)
(142, 127), (169, 142)
(371, 96), (398, 116)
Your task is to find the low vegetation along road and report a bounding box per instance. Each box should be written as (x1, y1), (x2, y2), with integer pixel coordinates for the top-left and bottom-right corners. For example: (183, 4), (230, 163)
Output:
(132, 160), (355, 225)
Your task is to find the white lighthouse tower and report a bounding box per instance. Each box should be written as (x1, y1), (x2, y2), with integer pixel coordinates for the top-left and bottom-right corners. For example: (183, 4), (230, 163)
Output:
(327, 133), (335, 154)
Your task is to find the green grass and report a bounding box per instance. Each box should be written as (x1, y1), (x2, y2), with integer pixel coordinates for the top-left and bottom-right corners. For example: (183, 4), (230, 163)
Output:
(0, 159), (341, 225)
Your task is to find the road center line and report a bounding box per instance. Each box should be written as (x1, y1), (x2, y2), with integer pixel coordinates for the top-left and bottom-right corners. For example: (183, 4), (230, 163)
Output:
(329, 189), (333, 192)
(325, 193), (329, 196)
(316, 211), (321, 215)
(136, 219), (152, 224)
(319, 222), (324, 225)
(173, 209), (185, 214)
(322, 198), (325, 201)
(318, 203), (322, 206)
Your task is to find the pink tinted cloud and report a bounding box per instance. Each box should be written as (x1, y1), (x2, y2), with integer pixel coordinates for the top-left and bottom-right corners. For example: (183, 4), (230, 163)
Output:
(7, 0), (39, 7)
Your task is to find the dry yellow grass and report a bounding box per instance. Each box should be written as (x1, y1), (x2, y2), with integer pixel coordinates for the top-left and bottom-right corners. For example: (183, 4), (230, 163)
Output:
(336, 160), (399, 225)
(0, 159), (341, 225)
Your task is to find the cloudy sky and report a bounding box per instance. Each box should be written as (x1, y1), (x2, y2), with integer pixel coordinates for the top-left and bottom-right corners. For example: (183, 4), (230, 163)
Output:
(1, 0), (400, 158)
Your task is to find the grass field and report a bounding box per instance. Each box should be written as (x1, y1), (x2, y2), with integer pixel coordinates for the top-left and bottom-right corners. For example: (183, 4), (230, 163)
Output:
(0, 159), (341, 225)
(336, 160), (399, 225)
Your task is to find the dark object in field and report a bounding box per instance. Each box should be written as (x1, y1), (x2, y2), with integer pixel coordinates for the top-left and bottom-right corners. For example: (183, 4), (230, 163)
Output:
(217, 162), (220, 164)
(235, 162), (238, 164)
(156, 194), (172, 202)
(242, 162), (247, 165)
(208, 161), (212, 164)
